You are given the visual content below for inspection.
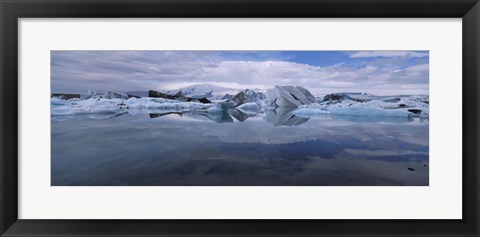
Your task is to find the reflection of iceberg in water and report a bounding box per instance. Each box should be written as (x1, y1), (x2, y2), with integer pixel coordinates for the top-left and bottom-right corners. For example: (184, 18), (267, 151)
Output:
(264, 107), (309, 127)
(149, 108), (259, 124)
(149, 110), (235, 123)
(228, 109), (253, 122)
(149, 112), (184, 119)
(145, 106), (311, 126)
(51, 87), (429, 126)
(206, 111), (234, 123)
(148, 107), (309, 127)
(88, 112), (128, 120)
(51, 111), (128, 122)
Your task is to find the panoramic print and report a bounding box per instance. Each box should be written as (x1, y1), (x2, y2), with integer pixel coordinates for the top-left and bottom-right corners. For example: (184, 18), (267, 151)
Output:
(51, 50), (429, 186)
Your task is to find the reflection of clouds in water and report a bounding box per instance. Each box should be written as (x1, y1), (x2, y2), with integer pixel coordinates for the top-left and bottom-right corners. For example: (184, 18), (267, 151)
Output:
(112, 112), (429, 154)
(136, 107), (427, 148)
(51, 113), (429, 186)
(169, 116), (429, 148)
(302, 156), (428, 185)
(343, 148), (428, 157)
(145, 112), (429, 165)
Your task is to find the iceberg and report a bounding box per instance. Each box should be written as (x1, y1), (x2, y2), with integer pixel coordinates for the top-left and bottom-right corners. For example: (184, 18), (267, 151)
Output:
(228, 91), (252, 106)
(148, 90), (212, 104)
(167, 83), (234, 96)
(102, 91), (129, 100)
(227, 89), (266, 106)
(126, 97), (209, 110)
(321, 93), (368, 103)
(51, 96), (212, 117)
(51, 93), (81, 100)
(51, 88), (429, 122)
(265, 86), (316, 107)
(321, 93), (354, 103)
(51, 97), (70, 107)
(292, 108), (330, 117)
(80, 90), (129, 100)
(294, 94), (429, 118)
(221, 94), (234, 100)
(51, 98), (127, 116)
(243, 89), (266, 102)
(206, 101), (237, 113)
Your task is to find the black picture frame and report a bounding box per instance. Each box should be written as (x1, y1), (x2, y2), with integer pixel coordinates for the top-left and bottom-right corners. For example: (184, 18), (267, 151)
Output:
(1, 0), (479, 236)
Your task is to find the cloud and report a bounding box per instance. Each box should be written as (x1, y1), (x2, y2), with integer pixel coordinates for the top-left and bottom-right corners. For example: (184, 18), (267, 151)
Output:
(51, 51), (429, 95)
(349, 51), (429, 58)
(405, 64), (429, 72)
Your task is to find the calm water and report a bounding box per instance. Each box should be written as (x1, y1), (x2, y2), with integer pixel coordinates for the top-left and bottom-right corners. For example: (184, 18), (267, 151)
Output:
(51, 108), (429, 186)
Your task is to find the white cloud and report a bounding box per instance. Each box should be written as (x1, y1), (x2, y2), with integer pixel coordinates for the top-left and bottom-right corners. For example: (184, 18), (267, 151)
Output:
(359, 65), (379, 73)
(405, 64), (429, 72)
(349, 51), (428, 58)
(192, 60), (428, 95)
(51, 51), (429, 95)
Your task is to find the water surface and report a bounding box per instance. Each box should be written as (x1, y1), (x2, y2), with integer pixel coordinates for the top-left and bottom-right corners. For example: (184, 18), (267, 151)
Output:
(51, 109), (429, 186)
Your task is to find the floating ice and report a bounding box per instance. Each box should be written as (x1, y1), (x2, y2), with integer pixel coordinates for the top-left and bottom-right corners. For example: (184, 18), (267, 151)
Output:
(51, 89), (429, 121)
(206, 101), (236, 113)
(294, 94), (429, 118)
(51, 96), (211, 117)
(51, 97), (70, 107)
(265, 86), (317, 107)
(292, 108), (330, 116)
(80, 90), (129, 100)
(51, 98), (126, 116)
(126, 97), (209, 110)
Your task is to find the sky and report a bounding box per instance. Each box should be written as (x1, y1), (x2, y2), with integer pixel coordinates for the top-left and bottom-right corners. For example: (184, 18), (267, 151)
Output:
(51, 50), (429, 95)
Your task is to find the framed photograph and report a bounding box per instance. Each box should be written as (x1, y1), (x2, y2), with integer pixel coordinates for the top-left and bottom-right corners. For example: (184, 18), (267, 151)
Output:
(1, 0), (479, 236)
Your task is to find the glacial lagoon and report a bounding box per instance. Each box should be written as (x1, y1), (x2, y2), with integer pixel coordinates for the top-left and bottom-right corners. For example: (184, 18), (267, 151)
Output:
(51, 107), (429, 186)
